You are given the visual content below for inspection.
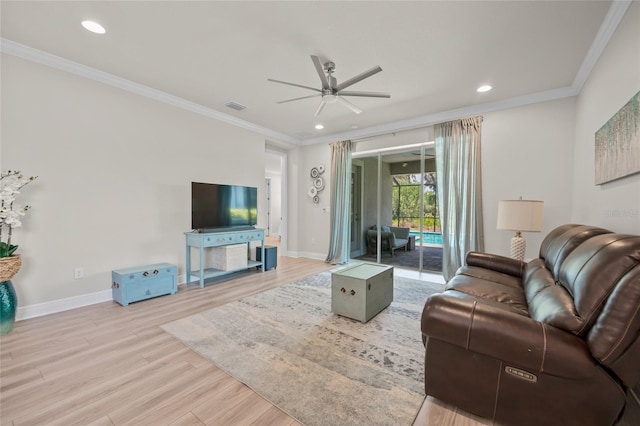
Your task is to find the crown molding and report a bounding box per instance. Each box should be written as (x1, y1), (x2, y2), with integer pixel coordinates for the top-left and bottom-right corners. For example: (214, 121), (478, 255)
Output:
(300, 85), (578, 146)
(0, 0), (629, 149)
(571, 0), (632, 92)
(0, 38), (301, 146)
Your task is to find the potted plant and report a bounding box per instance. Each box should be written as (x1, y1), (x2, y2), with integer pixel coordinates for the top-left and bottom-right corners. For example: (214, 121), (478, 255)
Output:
(0, 170), (37, 335)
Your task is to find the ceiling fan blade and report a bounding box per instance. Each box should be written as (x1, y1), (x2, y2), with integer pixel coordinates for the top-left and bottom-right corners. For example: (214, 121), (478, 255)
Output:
(267, 78), (321, 93)
(336, 96), (362, 114)
(338, 90), (391, 99)
(277, 94), (321, 104)
(335, 66), (383, 91)
(314, 100), (326, 116)
(311, 55), (331, 90)
(310, 55), (330, 90)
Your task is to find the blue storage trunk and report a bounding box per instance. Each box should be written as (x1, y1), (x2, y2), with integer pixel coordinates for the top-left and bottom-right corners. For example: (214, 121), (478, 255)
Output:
(112, 263), (177, 306)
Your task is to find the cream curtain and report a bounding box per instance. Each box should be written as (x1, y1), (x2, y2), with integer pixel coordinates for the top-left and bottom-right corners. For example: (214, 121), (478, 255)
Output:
(325, 140), (352, 264)
(435, 116), (484, 280)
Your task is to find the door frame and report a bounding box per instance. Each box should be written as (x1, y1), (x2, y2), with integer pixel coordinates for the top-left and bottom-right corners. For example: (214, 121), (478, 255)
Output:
(350, 160), (365, 258)
(265, 147), (287, 254)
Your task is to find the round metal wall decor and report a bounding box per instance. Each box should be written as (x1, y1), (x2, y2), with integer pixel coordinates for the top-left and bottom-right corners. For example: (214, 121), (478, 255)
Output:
(313, 177), (324, 190)
(309, 164), (326, 204)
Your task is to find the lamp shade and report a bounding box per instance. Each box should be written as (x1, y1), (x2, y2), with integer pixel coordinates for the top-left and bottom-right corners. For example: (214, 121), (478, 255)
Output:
(497, 200), (544, 232)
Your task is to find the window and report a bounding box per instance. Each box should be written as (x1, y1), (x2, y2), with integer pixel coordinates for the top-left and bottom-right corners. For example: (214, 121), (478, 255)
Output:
(392, 173), (439, 232)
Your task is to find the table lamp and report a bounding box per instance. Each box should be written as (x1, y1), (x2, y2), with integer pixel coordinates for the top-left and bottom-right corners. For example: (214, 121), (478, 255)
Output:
(496, 199), (544, 261)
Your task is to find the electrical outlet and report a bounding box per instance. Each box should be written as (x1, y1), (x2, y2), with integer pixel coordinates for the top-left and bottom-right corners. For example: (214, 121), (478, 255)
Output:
(74, 267), (84, 279)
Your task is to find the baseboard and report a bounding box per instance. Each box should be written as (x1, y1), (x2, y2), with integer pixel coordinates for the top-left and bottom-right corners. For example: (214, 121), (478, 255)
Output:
(17, 275), (196, 321)
(16, 289), (113, 321)
(178, 274), (199, 285)
(286, 251), (327, 261)
(16, 260), (326, 321)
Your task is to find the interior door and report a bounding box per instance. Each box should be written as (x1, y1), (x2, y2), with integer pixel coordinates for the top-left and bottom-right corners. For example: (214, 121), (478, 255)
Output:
(350, 163), (363, 257)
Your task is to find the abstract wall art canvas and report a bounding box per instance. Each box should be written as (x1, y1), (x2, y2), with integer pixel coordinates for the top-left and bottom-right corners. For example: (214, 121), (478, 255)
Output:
(595, 90), (640, 185)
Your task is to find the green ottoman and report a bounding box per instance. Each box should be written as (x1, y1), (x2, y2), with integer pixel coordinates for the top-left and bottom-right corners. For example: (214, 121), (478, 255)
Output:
(331, 262), (394, 323)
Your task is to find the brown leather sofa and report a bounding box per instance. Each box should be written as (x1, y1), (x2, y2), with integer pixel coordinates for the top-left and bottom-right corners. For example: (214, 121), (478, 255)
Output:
(421, 224), (640, 425)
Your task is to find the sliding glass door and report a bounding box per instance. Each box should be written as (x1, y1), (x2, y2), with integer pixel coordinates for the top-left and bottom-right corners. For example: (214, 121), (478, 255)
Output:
(350, 143), (442, 273)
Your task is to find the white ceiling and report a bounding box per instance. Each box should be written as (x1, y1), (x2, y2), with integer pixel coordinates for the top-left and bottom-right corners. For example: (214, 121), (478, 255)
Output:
(0, 1), (626, 147)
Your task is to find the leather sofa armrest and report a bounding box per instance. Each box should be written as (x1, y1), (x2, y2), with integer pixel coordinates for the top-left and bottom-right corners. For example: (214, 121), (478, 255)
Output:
(466, 251), (525, 277)
(421, 293), (599, 378)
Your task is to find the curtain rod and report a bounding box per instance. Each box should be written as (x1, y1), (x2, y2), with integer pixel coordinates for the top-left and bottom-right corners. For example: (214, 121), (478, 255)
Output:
(350, 125), (432, 143)
(349, 114), (482, 143)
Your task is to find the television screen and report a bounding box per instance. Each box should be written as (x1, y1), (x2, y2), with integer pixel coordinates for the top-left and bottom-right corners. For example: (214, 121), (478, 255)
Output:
(191, 182), (257, 231)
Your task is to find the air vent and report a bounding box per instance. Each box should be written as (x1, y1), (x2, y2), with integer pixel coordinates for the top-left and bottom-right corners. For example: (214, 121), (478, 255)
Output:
(225, 101), (247, 111)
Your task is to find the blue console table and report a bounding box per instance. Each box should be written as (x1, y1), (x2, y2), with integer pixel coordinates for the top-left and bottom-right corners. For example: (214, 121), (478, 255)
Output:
(185, 228), (265, 288)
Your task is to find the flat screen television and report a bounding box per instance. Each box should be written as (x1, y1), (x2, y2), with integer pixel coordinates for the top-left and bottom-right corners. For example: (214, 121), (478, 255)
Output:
(191, 182), (258, 231)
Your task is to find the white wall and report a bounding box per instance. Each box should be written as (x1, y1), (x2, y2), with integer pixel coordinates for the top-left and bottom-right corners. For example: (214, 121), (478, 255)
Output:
(482, 97), (577, 259)
(572, 2), (640, 234)
(290, 143), (331, 260)
(288, 143), (331, 259)
(1, 54), (267, 308)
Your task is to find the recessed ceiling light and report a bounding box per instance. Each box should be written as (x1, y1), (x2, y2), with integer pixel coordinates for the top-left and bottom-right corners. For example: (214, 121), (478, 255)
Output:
(351, 124), (359, 129)
(81, 20), (106, 34)
(477, 85), (492, 93)
(315, 124), (324, 130)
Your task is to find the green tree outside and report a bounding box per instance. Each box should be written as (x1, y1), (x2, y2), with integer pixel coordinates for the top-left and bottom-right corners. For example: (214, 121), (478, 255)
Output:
(392, 173), (440, 232)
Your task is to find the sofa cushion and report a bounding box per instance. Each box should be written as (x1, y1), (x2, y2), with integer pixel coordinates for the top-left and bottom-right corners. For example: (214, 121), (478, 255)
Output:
(589, 267), (640, 387)
(446, 270), (528, 315)
(558, 234), (640, 336)
(524, 263), (582, 334)
(538, 224), (611, 278)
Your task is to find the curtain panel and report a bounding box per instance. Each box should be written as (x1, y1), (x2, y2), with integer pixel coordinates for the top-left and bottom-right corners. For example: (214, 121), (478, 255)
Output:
(435, 116), (485, 280)
(325, 140), (352, 265)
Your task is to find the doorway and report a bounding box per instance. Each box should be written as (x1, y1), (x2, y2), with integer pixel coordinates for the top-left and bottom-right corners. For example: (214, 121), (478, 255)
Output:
(265, 149), (287, 254)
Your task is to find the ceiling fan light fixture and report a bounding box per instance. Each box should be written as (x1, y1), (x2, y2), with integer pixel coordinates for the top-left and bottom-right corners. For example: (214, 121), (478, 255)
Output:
(477, 85), (492, 93)
(323, 94), (338, 104)
(81, 20), (106, 34)
(315, 124), (324, 130)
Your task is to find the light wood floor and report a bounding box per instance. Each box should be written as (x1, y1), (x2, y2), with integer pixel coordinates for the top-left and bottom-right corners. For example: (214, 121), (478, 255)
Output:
(1, 257), (638, 425)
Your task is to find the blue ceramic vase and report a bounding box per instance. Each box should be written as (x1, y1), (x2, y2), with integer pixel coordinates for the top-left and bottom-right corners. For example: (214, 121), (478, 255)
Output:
(0, 280), (17, 335)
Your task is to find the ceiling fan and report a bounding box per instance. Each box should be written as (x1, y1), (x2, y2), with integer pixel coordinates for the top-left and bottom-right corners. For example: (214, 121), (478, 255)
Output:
(268, 55), (390, 116)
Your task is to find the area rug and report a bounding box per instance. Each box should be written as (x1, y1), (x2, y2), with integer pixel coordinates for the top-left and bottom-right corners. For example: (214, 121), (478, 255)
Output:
(162, 271), (443, 426)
